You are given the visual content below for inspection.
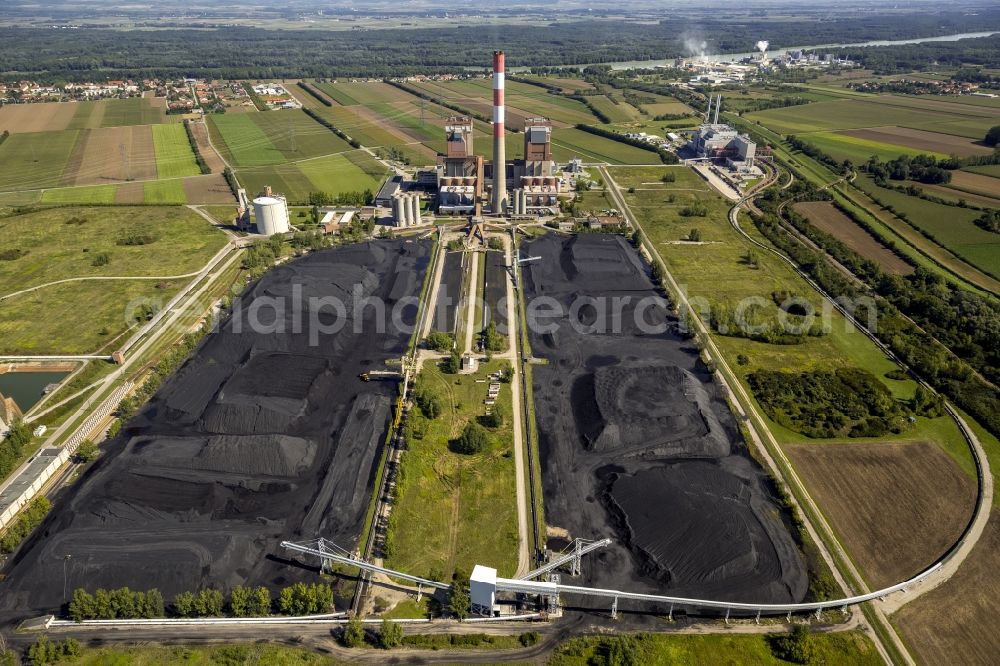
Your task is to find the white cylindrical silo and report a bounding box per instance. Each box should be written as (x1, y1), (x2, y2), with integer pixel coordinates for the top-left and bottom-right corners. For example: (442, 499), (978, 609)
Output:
(409, 194), (420, 225)
(253, 196), (289, 236)
(392, 194), (404, 226)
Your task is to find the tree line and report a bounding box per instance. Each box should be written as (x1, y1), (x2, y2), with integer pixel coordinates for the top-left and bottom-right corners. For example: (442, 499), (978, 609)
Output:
(68, 582), (333, 621)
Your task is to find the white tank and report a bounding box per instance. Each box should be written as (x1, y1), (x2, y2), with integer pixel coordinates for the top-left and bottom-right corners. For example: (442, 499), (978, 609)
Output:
(253, 196), (289, 236)
(392, 194), (406, 226)
(409, 194), (421, 225)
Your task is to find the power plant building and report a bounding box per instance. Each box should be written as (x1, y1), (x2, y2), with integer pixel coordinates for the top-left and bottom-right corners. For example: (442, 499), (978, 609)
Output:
(687, 95), (757, 171)
(435, 52), (562, 216)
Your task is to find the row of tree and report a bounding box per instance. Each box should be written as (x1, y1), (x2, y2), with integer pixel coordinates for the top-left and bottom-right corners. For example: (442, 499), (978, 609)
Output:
(68, 582), (333, 621)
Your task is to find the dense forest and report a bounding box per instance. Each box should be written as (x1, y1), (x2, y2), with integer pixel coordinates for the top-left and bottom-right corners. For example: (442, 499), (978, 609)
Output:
(829, 34), (1000, 73)
(2, 10), (1000, 82)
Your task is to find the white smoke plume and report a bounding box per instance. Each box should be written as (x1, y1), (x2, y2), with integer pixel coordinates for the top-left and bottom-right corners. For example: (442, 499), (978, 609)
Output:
(756, 40), (769, 53)
(683, 34), (708, 60)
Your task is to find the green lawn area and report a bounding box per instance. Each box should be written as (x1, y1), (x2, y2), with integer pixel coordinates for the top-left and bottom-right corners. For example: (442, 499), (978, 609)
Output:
(40, 184), (118, 204)
(313, 106), (404, 148)
(143, 178), (188, 204)
(151, 124), (201, 178)
(0, 129), (81, 191)
(855, 175), (1000, 278)
(237, 151), (386, 204)
(29, 643), (339, 666)
(385, 358), (519, 580)
(551, 128), (661, 165)
(610, 165), (968, 460)
(0, 206), (226, 294)
(966, 164), (1000, 178)
(550, 631), (881, 666)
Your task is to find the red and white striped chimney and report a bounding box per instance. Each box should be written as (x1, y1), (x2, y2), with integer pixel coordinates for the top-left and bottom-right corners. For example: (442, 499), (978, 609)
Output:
(492, 50), (507, 214)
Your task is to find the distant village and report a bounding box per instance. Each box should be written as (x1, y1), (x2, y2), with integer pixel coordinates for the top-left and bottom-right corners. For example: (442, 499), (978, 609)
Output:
(0, 79), (300, 112)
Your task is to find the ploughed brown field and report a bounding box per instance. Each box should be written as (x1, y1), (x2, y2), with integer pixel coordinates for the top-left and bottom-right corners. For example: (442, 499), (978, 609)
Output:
(786, 440), (975, 589)
(64, 126), (157, 186)
(0, 102), (78, 133)
(947, 170), (1000, 200)
(183, 174), (236, 204)
(793, 201), (914, 275)
(842, 125), (995, 157)
(894, 515), (1000, 666)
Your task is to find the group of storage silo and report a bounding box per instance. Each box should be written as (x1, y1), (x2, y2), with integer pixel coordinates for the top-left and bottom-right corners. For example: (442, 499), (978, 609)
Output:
(391, 192), (422, 227)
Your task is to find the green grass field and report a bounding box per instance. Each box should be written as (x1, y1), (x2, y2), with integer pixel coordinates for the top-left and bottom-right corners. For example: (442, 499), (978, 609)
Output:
(551, 128), (661, 164)
(236, 150), (386, 203)
(0, 129), (81, 191)
(151, 124), (201, 178)
(385, 358), (519, 580)
(802, 131), (947, 163)
(550, 632), (881, 666)
(40, 184), (118, 204)
(610, 165), (970, 464)
(98, 97), (168, 127)
(143, 178), (188, 204)
(747, 95), (1000, 139)
(208, 110), (354, 168)
(586, 94), (642, 123)
(0, 206), (226, 294)
(856, 175), (1000, 278)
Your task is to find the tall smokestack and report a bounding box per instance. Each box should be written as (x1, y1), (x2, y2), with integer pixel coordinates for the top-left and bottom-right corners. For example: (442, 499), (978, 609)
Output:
(492, 50), (507, 215)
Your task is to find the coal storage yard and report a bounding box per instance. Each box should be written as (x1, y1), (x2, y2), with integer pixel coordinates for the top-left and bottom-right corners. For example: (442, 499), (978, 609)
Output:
(483, 249), (508, 333)
(522, 234), (807, 614)
(0, 240), (430, 622)
(431, 250), (464, 335)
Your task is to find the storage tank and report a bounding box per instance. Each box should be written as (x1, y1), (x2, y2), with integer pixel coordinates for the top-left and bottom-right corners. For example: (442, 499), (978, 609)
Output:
(253, 196), (289, 236)
(409, 194), (422, 225)
(392, 194), (406, 226)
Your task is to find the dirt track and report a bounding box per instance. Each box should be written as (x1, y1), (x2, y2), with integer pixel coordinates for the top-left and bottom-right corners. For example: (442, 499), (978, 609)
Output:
(522, 234), (807, 616)
(0, 240), (430, 624)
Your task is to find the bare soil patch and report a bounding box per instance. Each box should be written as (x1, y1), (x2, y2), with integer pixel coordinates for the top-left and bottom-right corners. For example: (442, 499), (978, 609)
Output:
(842, 126), (995, 157)
(794, 201), (914, 275)
(188, 121), (226, 173)
(894, 515), (1000, 666)
(948, 170), (1000, 199)
(65, 125), (157, 186)
(786, 440), (975, 589)
(0, 102), (77, 133)
(182, 174), (236, 204)
(114, 181), (145, 203)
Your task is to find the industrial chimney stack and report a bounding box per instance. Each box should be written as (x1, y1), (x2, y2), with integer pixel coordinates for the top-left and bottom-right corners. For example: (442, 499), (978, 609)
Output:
(492, 50), (507, 214)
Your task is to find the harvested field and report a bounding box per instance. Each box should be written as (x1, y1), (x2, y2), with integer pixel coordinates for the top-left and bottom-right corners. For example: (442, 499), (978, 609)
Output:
(0, 129), (80, 191)
(946, 170), (1000, 200)
(98, 97), (168, 127)
(524, 234), (807, 612)
(187, 121), (226, 173)
(0, 101), (78, 133)
(0, 240), (431, 621)
(114, 181), (145, 204)
(64, 126), (157, 185)
(793, 201), (913, 275)
(785, 441), (975, 589)
(183, 174), (236, 204)
(840, 126), (994, 158)
(894, 515), (1000, 665)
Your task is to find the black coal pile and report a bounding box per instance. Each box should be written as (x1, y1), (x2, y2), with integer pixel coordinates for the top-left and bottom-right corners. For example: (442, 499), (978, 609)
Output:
(522, 234), (806, 612)
(0, 240), (430, 621)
